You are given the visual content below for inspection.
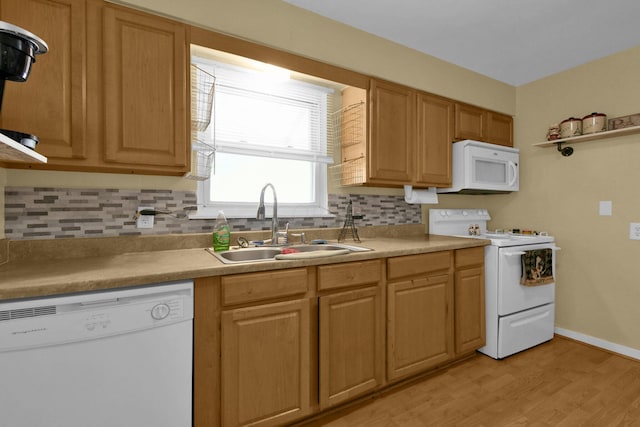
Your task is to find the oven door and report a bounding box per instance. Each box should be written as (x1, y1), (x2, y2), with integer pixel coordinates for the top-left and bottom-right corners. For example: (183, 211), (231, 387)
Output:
(497, 243), (558, 316)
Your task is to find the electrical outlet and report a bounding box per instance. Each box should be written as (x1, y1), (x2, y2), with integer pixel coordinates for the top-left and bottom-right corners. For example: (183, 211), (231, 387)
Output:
(630, 223), (640, 240)
(136, 207), (154, 229)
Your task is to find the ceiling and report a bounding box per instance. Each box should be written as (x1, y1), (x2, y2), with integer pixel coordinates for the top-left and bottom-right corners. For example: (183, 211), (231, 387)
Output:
(283, 0), (640, 86)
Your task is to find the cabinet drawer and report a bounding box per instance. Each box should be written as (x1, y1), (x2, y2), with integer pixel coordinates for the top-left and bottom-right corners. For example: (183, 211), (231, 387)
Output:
(317, 260), (382, 291)
(221, 268), (309, 306)
(455, 247), (485, 269)
(387, 251), (451, 280)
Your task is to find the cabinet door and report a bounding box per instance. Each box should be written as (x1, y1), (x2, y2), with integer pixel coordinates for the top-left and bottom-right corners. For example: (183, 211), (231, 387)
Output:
(387, 273), (453, 381)
(415, 92), (453, 186)
(319, 286), (384, 409)
(368, 79), (414, 184)
(101, 5), (189, 173)
(454, 266), (486, 354)
(0, 0), (87, 160)
(487, 111), (514, 147)
(454, 102), (485, 141)
(222, 299), (312, 427)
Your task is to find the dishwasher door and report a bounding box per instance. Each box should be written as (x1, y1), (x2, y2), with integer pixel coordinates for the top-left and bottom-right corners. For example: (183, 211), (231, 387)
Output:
(0, 280), (193, 427)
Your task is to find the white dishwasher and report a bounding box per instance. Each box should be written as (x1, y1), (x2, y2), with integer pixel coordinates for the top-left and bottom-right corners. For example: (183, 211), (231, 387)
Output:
(0, 279), (193, 427)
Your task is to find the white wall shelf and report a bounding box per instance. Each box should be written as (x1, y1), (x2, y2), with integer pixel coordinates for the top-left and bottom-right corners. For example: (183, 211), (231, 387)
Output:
(0, 132), (47, 163)
(533, 125), (640, 148)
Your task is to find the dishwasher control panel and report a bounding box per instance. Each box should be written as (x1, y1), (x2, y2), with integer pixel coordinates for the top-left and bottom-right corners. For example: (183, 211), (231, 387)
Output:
(0, 280), (193, 353)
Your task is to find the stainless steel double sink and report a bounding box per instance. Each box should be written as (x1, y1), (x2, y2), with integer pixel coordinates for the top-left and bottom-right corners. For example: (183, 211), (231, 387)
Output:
(210, 243), (372, 264)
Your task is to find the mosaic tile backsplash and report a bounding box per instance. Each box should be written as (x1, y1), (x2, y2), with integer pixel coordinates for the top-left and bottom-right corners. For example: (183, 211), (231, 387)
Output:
(4, 187), (422, 240)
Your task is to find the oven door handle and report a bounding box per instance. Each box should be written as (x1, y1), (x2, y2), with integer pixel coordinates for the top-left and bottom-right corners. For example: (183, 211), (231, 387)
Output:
(504, 251), (526, 257)
(505, 247), (561, 257)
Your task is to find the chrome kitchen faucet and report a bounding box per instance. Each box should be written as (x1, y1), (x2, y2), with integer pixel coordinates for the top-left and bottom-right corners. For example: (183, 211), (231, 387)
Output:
(256, 183), (280, 245)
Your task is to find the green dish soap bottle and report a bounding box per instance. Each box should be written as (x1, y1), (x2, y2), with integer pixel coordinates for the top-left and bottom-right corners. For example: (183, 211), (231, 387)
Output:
(212, 210), (231, 252)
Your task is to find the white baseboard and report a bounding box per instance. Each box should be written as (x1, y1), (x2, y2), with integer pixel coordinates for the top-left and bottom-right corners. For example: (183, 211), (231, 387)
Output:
(555, 327), (640, 361)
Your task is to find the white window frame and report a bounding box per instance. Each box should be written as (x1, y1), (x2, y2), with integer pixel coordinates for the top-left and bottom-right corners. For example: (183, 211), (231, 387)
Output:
(189, 56), (335, 220)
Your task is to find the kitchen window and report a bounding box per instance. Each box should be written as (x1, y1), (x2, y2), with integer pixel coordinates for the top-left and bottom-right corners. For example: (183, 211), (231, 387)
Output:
(190, 49), (337, 219)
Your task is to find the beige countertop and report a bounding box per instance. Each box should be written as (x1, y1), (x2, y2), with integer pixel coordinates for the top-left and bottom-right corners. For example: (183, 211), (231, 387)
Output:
(0, 231), (488, 301)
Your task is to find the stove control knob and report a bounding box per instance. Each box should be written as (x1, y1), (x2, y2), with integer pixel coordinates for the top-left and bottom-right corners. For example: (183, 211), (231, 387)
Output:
(462, 211), (468, 216)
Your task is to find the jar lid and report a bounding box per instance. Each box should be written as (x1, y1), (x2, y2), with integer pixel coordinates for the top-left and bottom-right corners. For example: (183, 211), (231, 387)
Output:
(560, 117), (581, 124)
(582, 112), (606, 119)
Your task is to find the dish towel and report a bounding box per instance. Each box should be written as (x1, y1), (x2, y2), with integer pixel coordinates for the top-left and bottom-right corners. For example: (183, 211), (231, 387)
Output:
(521, 248), (554, 286)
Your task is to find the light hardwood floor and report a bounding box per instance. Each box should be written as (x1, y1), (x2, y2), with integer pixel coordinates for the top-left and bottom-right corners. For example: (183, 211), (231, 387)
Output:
(302, 336), (640, 426)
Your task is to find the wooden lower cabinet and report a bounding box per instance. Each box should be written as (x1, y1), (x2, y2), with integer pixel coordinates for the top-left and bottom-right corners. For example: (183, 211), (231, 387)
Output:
(221, 298), (313, 427)
(319, 286), (384, 409)
(194, 276), (221, 427)
(387, 272), (453, 381)
(454, 247), (486, 355)
(195, 251), (486, 426)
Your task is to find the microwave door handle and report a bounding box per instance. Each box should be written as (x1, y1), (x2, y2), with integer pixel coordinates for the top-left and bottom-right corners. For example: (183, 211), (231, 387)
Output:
(508, 161), (518, 186)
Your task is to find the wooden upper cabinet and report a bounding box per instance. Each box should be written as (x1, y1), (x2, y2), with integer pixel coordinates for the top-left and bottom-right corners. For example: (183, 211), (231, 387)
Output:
(487, 111), (514, 147)
(364, 79), (452, 187)
(2, 0), (190, 174)
(415, 92), (453, 186)
(100, 4), (189, 173)
(0, 0), (87, 160)
(368, 79), (415, 185)
(454, 102), (513, 147)
(454, 102), (486, 142)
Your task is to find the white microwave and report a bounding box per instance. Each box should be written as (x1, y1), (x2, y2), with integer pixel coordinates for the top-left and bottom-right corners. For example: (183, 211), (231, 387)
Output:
(437, 140), (519, 194)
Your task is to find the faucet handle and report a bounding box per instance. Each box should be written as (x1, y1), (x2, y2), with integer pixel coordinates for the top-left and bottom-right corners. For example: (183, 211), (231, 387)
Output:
(290, 232), (306, 244)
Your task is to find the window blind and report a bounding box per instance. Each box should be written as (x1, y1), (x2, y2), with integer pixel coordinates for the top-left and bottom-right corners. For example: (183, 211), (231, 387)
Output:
(193, 58), (335, 164)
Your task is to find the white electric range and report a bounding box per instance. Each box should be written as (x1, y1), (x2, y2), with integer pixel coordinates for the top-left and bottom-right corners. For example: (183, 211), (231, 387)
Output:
(429, 209), (560, 359)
